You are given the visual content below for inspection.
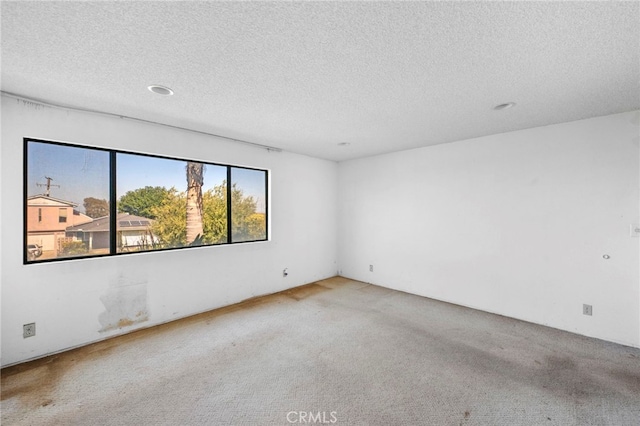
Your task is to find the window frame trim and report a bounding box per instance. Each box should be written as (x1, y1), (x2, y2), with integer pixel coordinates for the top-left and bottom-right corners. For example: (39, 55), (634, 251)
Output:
(23, 137), (270, 265)
(58, 207), (68, 223)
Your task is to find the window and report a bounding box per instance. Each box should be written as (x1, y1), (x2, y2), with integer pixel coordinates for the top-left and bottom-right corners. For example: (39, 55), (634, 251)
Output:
(231, 167), (267, 242)
(25, 139), (269, 263)
(26, 140), (110, 262)
(116, 153), (228, 251)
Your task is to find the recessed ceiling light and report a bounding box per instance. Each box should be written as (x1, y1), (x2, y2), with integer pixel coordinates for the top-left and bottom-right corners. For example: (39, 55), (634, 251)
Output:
(338, 142), (350, 146)
(148, 85), (174, 96)
(494, 102), (516, 110)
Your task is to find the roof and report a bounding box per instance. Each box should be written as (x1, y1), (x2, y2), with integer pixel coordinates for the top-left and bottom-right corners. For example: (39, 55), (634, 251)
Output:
(27, 195), (78, 208)
(66, 213), (153, 233)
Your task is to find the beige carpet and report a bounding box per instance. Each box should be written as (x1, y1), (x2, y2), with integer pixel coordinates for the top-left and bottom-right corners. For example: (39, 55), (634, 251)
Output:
(2, 277), (640, 425)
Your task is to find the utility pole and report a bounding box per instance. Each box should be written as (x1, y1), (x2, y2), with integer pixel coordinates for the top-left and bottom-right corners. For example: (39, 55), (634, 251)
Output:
(36, 176), (60, 197)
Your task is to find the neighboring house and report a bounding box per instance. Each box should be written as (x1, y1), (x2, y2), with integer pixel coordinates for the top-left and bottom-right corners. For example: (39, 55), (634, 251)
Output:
(26, 195), (93, 252)
(66, 213), (157, 251)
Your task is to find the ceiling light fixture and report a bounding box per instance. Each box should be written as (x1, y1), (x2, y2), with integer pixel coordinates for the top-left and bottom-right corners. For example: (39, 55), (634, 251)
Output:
(493, 102), (516, 110)
(147, 85), (174, 96)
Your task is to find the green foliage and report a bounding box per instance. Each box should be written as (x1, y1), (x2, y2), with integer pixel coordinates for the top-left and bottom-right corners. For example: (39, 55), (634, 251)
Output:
(246, 213), (267, 239)
(83, 197), (109, 218)
(150, 188), (186, 248)
(60, 240), (88, 255)
(231, 185), (266, 241)
(144, 182), (265, 248)
(202, 184), (228, 244)
(118, 186), (170, 219)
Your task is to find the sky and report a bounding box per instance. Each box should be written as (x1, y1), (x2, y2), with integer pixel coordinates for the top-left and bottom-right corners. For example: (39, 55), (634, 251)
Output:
(116, 153), (227, 194)
(27, 141), (110, 206)
(27, 141), (267, 213)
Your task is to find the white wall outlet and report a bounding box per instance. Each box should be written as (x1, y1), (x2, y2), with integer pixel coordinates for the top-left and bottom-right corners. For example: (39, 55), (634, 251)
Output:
(583, 304), (593, 316)
(23, 323), (36, 338)
(630, 223), (640, 237)
(369, 264), (373, 272)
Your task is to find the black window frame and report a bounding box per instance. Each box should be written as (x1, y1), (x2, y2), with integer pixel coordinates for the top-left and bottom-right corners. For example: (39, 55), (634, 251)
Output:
(24, 138), (269, 264)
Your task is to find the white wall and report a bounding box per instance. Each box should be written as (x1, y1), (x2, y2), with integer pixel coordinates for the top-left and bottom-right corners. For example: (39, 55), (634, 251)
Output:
(3, 97), (638, 367)
(1, 95), (338, 366)
(339, 111), (640, 348)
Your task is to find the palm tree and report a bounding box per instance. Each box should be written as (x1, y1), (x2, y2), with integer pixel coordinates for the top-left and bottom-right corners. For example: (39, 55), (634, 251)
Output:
(186, 162), (204, 245)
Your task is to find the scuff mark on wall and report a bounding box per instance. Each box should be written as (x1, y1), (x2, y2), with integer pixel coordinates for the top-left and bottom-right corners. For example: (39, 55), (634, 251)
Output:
(19, 98), (48, 111)
(98, 273), (149, 332)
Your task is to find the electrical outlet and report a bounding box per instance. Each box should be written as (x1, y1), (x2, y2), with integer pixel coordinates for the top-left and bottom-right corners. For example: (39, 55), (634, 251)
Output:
(23, 323), (36, 338)
(583, 304), (593, 316)
(369, 264), (373, 272)
(283, 268), (288, 277)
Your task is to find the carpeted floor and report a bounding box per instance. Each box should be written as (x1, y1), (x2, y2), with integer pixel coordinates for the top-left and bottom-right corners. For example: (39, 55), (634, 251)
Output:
(2, 277), (640, 425)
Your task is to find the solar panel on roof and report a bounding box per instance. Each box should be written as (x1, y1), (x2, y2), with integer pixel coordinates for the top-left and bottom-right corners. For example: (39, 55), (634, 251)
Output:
(119, 221), (132, 227)
(140, 220), (150, 226)
(130, 220), (142, 226)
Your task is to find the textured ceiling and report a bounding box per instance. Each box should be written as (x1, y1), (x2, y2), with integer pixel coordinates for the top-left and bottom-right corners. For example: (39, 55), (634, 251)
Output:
(2, 1), (639, 161)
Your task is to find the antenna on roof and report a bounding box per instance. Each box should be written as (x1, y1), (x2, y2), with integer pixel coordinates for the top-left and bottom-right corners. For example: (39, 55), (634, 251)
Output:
(36, 176), (61, 197)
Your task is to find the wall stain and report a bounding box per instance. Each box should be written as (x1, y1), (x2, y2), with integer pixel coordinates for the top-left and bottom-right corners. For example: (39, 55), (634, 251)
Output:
(3, 276), (640, 424)
(117, 318), (135, 328)
(19, 99), (48, 111)
(98, 277), (149, 332)
(1, 279), (343, 415)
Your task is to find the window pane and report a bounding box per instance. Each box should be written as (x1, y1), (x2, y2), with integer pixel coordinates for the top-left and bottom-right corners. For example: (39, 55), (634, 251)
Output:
(26, 139), (268, 264)
(231, 168), (267, 242)
(26, 141), (110, 262)
(116, 154), (227, 252)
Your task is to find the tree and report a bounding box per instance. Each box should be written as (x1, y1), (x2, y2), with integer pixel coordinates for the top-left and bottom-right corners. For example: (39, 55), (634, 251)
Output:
(118, 186), (170, 219)
(231, 184), (266, 241)
(150, 189), (186, 247)
(151, 186), (227, 247)
(202, 184), (227, 244)
(186, 162), (204, 245)
(246, 213), (266, 239)
(83, 197), (109, 218)
(149, 181), (264, 248)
